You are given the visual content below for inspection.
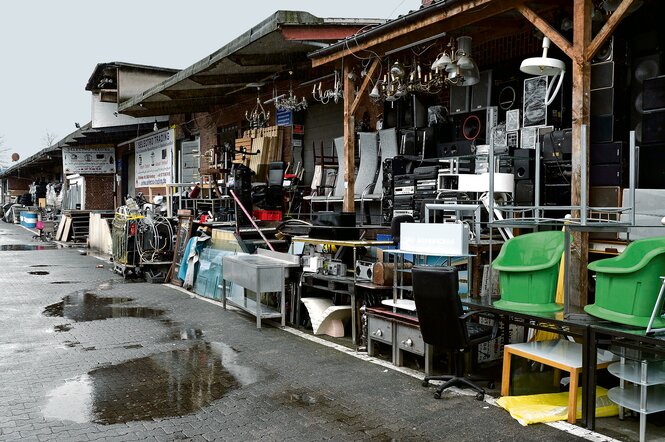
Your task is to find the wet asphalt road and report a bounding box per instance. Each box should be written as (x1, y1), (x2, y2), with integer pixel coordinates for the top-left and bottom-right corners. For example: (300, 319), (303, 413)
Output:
(0, 222), (590, 441)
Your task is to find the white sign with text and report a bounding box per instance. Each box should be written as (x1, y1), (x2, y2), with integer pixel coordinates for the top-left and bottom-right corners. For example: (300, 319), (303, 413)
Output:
(135, 128), (175, 187)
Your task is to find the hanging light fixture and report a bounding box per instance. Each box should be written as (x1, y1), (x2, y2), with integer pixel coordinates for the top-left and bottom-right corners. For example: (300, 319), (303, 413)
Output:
(245, 85), (270, 129)
(273, 71), (307, 112)
(430, 36), (480, 87)
(520, 37), (566, 105)
(312, 70), (344, 104)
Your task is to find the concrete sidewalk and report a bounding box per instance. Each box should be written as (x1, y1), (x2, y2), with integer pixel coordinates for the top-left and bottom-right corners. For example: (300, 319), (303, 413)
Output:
(0, 222), (599, 441)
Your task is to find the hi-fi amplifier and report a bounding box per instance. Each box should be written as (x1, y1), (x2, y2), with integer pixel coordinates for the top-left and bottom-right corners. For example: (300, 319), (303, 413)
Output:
(355, 260), (374, 281)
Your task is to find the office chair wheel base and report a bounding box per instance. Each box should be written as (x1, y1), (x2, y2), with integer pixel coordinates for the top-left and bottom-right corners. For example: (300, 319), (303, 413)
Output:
(475, 393), (484, 401)
(422, 380), (429, 387)
(433, 391), (442, 399)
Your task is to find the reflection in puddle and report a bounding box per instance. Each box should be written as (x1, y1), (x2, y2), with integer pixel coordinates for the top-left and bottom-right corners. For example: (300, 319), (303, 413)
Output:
(51, 281), (80, 285)
(29, 271), (50, 275)
(43, 293), (164, 322)
(172, 328), (203, 340)
(0, 244), (57, 251)
(54, 324), (72, 332)
(43, 342), (257, 424)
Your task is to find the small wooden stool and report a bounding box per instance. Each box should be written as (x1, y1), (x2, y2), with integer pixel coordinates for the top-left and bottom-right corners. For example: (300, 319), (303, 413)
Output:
(501, 339), (615, 423)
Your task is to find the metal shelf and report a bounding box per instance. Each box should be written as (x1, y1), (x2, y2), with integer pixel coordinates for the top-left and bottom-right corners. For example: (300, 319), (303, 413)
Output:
(608, 384), (665, 414)
(608, 361), (665, 386)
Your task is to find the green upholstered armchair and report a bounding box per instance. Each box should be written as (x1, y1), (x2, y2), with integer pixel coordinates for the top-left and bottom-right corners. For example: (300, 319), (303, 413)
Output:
(585, 236), (665, 327)
(492, 231), (565, 313)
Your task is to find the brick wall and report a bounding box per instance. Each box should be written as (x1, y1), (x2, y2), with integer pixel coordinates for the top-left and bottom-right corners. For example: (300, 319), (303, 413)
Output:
(85, 174), (115, 210)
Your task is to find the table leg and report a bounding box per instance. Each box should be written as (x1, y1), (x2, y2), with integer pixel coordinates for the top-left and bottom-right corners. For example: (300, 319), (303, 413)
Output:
(568, 368), (579, 424)
(586, 327), (599, 430)
(222, 279), (227, 310)
(582, 326), (590, 427)
(256, 291), (262, 329)
(501, 350), (512, 396)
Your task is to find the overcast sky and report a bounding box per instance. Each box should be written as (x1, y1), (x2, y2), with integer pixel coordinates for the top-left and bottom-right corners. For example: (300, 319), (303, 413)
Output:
(0, 1), (416, 164)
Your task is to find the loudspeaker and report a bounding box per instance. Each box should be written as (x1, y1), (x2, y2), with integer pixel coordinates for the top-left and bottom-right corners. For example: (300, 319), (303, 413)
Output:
(642, 75), (665, 111)
(638, 143), (665, 188)
(630, 53), (662, 144)
(591, 88), (614, 116)
(542, 129), (573, 162)
(513, 149), (534, 180)
(437, 139), (476, 157)
(515, 180), (534, 206)
(642, 110), (665, 144)
(591, 115), (616, 144)
(591, 61), (615, 90)
(470, 70), (493, 110)
(591, 142), (625, 165)
(593, 37), (615, 64)
(383, 96), (427, 130)
(450, 86), (470, 115)
(590, 164), (624, 186)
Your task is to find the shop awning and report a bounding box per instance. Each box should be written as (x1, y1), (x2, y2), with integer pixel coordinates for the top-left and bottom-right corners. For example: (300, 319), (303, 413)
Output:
(118, 10), (384, 118)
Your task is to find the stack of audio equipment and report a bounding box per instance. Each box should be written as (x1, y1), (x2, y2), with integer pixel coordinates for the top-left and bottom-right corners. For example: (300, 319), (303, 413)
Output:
(381, 156), (408, 225)
(393, 174), (415, 218)
(413, 166), (440, 221)
(541, 130), (573, 211)
(639, 75), (665, 188)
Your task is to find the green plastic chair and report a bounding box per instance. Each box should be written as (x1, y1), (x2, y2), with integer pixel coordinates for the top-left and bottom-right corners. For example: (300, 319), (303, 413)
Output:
(492, 231), (565, 313)
(585, 236), (665, 328)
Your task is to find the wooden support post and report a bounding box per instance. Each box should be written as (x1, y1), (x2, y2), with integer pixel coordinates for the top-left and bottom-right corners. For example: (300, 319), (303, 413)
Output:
(516, 4), (574, 60)
(351, 59), (380, 117)
(343, 61), (356, 213)
(570, 0), (592, 307)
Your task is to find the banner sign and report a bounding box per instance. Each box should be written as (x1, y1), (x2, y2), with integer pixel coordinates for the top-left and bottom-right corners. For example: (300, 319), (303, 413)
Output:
(63, 147), (115, 174)
(135, 128), (175, 187)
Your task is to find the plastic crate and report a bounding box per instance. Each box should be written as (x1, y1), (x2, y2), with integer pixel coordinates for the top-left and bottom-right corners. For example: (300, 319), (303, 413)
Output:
(253, 210), (282, 221)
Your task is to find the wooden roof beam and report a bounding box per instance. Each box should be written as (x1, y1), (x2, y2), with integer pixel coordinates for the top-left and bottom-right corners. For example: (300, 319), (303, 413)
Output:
(517, 4), (574, 61)
(312, 0), (524, 67)
(585, 0), (640, 62)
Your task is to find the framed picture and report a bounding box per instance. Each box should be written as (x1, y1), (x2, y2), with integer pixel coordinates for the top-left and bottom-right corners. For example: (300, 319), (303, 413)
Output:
(521, 127), (538, 150)
(506, 109), (520, 132)
(523, 76), (548, 127)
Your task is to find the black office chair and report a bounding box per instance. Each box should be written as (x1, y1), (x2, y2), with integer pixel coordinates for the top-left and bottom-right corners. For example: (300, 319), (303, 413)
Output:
(390, 214), (414, 246)
(412, 266), (498, 400)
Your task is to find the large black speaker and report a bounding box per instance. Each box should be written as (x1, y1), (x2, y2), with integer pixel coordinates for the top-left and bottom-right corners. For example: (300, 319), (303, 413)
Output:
(470, 70), (493, 111)
(515, 180), (534, 206)
(513, 149), (534, 180)
(591, 141), (625, 165)
(383, 96), (427, 130)
(591, 115), (617, 144)
(591, 164), (624, 186)
(630, 53), (662, 144)
(437, 139), (476, 157)
(590, 60), (626, 143)
(642, 75), (665, 111)
(638, 143), (665, 188)
(449, 86), (469, 115)
(642, 110), (665, 144)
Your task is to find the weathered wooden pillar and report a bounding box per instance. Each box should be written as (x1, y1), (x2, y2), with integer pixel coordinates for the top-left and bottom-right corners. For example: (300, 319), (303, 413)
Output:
(570, 0), (592, 307)
(343, 61), (356, 213)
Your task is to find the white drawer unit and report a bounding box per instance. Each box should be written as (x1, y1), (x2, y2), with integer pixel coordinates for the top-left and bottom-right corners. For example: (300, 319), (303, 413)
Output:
(366, 311), (432, 375)
(367, 315), (393, 346)
(395, 323), (426, 357)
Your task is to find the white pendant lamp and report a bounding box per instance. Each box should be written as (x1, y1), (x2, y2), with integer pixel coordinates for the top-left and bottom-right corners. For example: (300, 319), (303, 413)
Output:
(520, 37), (566, 105)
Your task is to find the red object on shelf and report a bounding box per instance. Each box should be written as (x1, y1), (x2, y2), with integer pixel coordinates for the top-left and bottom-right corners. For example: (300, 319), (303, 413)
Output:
(253, 210), (282, 221)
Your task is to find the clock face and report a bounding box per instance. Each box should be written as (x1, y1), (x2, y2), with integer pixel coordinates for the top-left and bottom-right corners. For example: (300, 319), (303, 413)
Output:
(498, 85), (517, 110)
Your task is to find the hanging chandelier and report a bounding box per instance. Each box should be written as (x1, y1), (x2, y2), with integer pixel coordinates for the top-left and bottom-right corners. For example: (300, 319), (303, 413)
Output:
(245, 86), (270, 129)
(430, 36), (480, 87)
(312, 70), (344, 104)
(273, 71), (307, 112)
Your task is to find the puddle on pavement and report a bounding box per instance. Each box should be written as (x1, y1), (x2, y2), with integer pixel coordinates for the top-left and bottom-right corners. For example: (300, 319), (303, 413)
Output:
(30, 264), (54, 267)
(43, 293), (165, 322)
(54, 324), (72, 332)
(29, 271), (50, 275)
(51, 281), (80, 285)
(171, 328), (204, 340)
(275, 389), (333, 409)
(43, 342), (258, 424)
(0, 244), (57, 251)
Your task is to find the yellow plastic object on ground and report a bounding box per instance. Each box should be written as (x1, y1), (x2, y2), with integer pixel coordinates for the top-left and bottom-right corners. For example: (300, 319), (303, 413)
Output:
(496, 387), (618, 426)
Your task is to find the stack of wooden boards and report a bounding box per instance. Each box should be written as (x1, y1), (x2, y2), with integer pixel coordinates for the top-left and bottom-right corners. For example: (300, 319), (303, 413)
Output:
(54, 211), (90, 242)
(234, 126), (288, 180)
